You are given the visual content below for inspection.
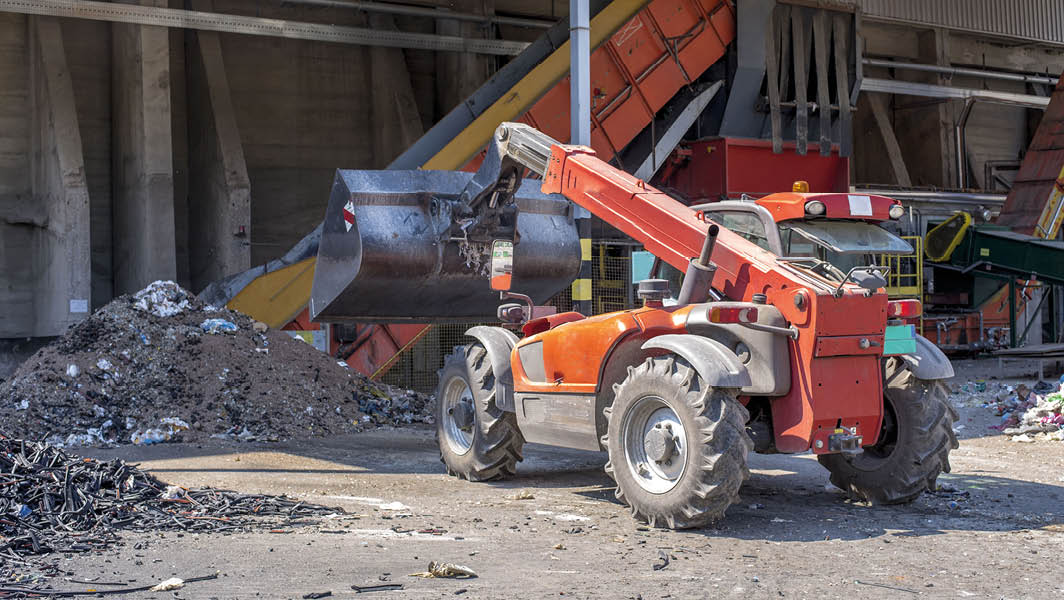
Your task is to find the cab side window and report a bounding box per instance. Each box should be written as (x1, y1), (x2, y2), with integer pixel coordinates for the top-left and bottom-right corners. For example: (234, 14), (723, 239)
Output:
(711, 211), (772, 252)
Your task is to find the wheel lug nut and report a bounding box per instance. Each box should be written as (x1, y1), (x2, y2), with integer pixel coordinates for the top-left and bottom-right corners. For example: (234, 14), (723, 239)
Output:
(637, 462), (649, 475)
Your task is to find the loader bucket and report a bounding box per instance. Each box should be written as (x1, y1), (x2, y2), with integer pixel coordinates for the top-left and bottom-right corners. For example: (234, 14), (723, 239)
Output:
(310, 169), (580, 323)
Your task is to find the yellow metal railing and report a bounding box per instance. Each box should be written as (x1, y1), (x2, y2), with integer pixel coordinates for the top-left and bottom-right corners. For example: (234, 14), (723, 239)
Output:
(879, 235), (924, 334)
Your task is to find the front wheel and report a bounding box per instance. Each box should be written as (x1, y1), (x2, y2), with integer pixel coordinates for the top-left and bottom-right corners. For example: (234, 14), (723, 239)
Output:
(818, 358), (958, 504)
(436, 344), (524, 481)
(602, 355), (752, 529)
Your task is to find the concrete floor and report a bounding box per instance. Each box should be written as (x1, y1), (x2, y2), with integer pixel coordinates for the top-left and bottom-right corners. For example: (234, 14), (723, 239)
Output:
(56, 412), (1063, 599)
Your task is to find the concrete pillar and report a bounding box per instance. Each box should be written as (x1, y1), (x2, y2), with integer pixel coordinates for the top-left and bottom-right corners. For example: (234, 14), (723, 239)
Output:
(111, 5), (176, 295)
(436, 0), (495, 115)
(29, 16), (92, 336)
(368, 13), (424, 168)
(187, 28), (251, 291)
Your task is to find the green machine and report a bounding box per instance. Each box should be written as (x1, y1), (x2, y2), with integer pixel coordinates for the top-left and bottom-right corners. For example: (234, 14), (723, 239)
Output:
(925, 212), (1064, 347)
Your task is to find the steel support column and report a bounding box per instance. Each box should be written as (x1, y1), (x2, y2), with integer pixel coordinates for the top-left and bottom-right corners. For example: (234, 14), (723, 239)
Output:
(570, 0), (592, 315)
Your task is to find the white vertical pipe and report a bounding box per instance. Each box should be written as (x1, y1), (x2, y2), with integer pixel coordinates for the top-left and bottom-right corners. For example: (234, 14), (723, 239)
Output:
(569, 0), (591, 146)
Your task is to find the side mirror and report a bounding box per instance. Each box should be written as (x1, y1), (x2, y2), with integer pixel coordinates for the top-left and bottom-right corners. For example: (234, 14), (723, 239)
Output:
(489, 240), (514, 291)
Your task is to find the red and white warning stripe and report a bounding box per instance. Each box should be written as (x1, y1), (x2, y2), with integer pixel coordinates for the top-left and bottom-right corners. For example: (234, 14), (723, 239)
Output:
(343, 200), (356, 232)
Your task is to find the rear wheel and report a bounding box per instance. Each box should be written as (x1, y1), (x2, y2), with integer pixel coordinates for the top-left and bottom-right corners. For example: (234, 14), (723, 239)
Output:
(602, 355), (752, 529)
(436, 344), (524, 481)
(818, 358), (958, 504)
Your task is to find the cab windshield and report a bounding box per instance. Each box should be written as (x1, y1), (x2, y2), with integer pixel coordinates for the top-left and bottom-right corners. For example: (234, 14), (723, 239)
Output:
(776, 220), (910, 279)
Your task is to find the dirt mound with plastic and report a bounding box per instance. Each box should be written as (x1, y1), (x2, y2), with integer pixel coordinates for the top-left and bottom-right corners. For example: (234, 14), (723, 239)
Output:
(0, 282), (432, 447)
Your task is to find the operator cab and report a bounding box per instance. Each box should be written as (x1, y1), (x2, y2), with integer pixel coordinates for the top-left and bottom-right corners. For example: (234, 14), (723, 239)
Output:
(690, 184), (912, 285)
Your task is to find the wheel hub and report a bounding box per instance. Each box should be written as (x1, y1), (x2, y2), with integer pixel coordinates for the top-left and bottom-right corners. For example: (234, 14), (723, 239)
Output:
(622, 397), (688, 494)
(442, 376), (476, 456)
(450, 399), (475, 430)
(644, 423), (677, 463)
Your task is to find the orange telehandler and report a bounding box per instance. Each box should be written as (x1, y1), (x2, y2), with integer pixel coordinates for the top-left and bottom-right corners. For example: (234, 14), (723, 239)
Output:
(311, 123), (957, 529)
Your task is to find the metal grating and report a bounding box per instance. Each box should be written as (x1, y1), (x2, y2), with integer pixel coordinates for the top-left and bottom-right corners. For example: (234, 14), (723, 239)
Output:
(858, 0), (1064, 47)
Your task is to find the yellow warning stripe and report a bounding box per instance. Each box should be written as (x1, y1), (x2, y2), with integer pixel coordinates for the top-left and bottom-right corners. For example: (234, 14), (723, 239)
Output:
(572, 278), (592, 301)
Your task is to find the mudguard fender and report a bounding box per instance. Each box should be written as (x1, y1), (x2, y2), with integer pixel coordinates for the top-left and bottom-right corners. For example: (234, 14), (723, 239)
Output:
(642, 335), (751, 389)
(465, 326), (520, 411)
(901, 335), (955, 380)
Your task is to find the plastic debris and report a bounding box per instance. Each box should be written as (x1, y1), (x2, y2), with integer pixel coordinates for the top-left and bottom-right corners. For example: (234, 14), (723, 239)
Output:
(131, 417), (190, 445)
(150, 577), (185, 592)
(409, 562), (478, 579)
(96, 358), (113, 371)
(653, 550), (671, 571)
(132, 280), (193, 317)
(200, 318), (239, 334)
(162, 485), (185, 500)
(65, 364), (80, 377)
(15, 399), (28, 411)
(508, 490), (535, 501)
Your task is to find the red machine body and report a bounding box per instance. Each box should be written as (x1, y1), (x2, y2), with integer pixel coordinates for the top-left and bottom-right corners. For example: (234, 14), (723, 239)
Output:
(507, 144), (891, 453)
(654, 137), (850, 201)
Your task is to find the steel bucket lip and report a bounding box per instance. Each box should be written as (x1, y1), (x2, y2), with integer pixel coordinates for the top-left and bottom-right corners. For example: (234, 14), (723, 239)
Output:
(310, 170), (579, 323)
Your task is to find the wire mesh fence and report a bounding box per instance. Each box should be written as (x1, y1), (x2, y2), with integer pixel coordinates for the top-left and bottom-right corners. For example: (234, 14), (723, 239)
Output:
(379, 241), (638, 393)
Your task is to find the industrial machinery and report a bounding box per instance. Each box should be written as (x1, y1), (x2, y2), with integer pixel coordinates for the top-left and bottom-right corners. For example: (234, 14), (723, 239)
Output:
(311, 122), (957, 529)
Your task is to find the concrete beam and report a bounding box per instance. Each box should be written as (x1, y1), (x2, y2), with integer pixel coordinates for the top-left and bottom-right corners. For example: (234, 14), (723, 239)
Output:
(28, 16), (91, 336)
(866, 92), (912, 188)
(187, 27), (251, 291)
(368, 12), (424, 167)
(111, 8), (176, 295)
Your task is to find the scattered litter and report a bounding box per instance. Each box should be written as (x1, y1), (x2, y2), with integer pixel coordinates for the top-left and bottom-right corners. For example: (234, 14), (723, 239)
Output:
(200, 318), (239, 334)
(14, 399), (28, 411)
(96, 358), (113, 371)
(748, 503), (765, 510)
(150, 577), (185, 592)
(553, 543), (565, 550)
(854, 579), (918, 594)
(410, 562), (478, 579)
(253, 321), (269, 333)
(302, 592), (332, 599)
(65, 364), (80, 377)
(351, 583), (404, 593)
(509, 490), (535, 501)
(0, 573), (220, 597)
(653, 550), (671, 571)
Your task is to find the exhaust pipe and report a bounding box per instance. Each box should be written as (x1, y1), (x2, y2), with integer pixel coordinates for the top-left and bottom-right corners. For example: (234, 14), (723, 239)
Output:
(676, 224), (719, 306)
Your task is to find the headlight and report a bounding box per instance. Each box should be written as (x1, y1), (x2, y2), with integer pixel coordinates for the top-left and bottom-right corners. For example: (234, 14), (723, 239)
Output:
(889, 204), (905, 220)
(805, 200), (826, 216)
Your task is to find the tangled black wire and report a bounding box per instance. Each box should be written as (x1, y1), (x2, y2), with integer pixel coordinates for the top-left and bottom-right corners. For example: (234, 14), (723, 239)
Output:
(0, 432), (342, 564)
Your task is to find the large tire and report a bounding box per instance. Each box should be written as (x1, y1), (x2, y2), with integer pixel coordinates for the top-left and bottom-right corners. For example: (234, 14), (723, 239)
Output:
(602, 355), (752, 529)
(818, 358), (959, 504)
(436, 343), (524, 481)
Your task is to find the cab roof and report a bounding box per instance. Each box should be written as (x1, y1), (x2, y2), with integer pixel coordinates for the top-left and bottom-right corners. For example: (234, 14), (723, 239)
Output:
(755, 192), (901, 223)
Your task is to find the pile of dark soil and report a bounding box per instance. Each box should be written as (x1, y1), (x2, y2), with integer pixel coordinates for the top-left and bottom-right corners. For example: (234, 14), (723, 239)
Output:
(0, 282), (432, 446)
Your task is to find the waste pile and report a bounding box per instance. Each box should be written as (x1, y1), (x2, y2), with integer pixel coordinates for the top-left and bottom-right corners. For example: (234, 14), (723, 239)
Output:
(977, 376), (1064, 442)
(0, 436), (342, 573)
(0, 281), (433, 447)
